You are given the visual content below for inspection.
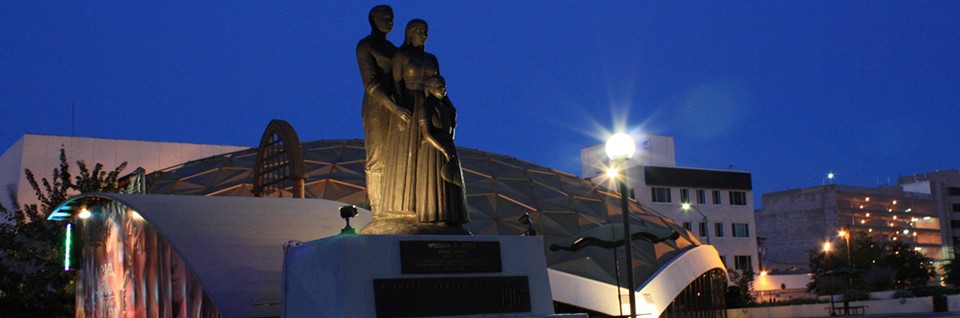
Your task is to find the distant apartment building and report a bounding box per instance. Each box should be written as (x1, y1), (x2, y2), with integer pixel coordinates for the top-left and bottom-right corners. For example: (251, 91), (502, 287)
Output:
(581, 134), (759, 273)
(899, 170), (960, 259)
(0, 134), (247, 209)
(757, 170), (960, 271)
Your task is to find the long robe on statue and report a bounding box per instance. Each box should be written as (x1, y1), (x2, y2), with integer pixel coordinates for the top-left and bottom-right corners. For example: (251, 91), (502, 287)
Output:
(415, 92), (468, 224)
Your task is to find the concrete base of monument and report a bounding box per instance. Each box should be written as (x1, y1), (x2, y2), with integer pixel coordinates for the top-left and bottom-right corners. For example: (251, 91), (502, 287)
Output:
(359, 215), (472, 235)
(282, 234), (581, 317)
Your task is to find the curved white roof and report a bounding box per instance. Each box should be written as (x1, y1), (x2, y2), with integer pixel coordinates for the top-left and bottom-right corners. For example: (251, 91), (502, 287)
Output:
(57, 193), (370, 318)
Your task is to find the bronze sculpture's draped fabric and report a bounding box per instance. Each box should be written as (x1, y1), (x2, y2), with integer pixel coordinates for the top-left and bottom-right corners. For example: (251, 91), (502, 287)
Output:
(416, 95), (468, 224)
(380, 42), (439, 215)
(379, 89), (420, 215)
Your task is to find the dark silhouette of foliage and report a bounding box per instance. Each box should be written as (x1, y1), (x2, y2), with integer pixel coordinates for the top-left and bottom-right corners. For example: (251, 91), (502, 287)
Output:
(880, 240), (934, 289)
(807, 232), (934, 294)
(0, 149), (125, 317)
(725, 269), (756, 308)
(944, 258), (960, 288)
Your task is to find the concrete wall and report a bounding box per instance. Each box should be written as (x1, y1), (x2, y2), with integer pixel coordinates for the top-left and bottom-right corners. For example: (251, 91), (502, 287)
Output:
(728, 296), (960, 318)
(757, 187), (837, 267)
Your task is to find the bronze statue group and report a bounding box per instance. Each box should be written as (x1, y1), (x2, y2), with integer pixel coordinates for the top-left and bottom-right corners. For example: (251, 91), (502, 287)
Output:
(357, 5), (469, 234)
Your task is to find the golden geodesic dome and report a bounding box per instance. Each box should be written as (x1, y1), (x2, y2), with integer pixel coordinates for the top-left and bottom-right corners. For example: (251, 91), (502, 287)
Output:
(146, 139), (701, 288)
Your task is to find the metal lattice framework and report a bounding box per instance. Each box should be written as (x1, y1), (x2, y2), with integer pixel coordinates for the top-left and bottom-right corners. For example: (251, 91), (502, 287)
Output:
(253, 119), (305, 198)
(145, 139), (701, 287)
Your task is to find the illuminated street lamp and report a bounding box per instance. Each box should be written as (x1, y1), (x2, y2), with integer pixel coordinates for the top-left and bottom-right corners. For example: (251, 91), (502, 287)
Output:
(681, 202), (710, 244)
(606, 132), (636, 318)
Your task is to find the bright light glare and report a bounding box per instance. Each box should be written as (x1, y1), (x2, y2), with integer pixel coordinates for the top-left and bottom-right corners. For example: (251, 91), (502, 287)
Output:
(605, 133), (636, 161)
(823, 242), (831, 252)
(838, 230), (846, 237)
(760, 271), (767, 276)
(78, 208), (91, 219)
(605, 167), (619, 178)
(827, 172), (835, 179)
(681, 202), (692, 210)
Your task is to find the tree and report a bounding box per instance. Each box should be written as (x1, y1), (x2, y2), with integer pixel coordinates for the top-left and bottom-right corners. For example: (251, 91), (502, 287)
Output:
(807, 232), (934, 293)
(726, 269), (756, 308)
(0, 149), (125, 317)
(847, 232), (885, 271)
(880, 240), (934, 289)
(943, 258), (960, 287)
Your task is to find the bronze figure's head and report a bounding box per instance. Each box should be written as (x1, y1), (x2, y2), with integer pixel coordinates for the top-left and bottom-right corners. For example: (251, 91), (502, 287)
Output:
(403, 19), (428, 49)
(425, 75), (447, 99)
(368, 5), (393, 34)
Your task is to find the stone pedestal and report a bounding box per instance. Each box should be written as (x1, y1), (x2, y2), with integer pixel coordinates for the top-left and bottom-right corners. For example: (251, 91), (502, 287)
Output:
(282, 235), (562, 317)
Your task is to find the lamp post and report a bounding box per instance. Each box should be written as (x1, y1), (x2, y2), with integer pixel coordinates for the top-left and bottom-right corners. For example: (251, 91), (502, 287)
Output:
(681, 202), (710, 244)
(606, 132), (636, 318)
(838, 230), (851, 266)
(823, 242), (832, 268)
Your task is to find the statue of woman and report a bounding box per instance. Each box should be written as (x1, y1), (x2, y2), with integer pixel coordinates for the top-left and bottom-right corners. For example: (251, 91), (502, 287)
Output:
(416, 75), (469, 228)
(379, 19), (438, 217)
(356, 5), (407, 216)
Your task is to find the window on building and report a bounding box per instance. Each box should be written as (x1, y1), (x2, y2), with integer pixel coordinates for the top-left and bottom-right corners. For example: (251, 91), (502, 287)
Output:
(698, 222), (708, 238)
(951, 220), (960, 229)
(953, 203), (960, 212)
(680, 188), (690, 204)
(652, 187), (672, 203)
(714, 223), (725, 237)
(719, 255), (727, 268)
(950, 187), (960, 196)
(712, 190), (722, 205)
(683, 222), (692, 231)
(732, 223), (750, 237)
(696, 189), (706, 204)
(729, 191), (747, 206)
(734, 255), (753, 271)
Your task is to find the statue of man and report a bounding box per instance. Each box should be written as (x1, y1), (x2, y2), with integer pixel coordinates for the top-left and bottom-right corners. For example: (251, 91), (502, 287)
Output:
(357, 5), (409, 215)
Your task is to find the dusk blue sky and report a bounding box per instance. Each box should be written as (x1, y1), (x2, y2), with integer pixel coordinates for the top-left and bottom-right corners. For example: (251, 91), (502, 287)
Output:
(2, 2), (958, 207)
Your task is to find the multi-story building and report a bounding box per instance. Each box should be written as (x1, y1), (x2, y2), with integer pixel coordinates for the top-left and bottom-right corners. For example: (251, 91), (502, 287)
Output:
(899, 170), (960, 260)
(757, 172), (957, 271)
(581, 134), (759, 273)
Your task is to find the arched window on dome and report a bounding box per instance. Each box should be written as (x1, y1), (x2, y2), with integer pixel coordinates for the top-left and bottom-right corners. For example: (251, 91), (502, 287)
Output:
(253, 119), (305, 198)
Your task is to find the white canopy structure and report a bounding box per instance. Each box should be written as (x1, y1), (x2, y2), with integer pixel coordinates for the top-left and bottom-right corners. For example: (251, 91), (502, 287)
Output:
(52, 193), (370, 318)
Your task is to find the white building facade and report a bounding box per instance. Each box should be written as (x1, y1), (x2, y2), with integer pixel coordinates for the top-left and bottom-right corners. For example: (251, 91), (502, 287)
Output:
(582, 134), (760, 273)
(0, 134), (247, 209)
